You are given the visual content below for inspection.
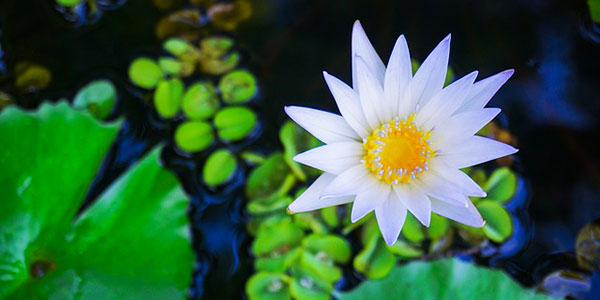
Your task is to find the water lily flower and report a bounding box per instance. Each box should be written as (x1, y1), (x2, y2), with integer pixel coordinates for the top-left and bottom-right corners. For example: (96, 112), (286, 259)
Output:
(284, 21), (518, 245)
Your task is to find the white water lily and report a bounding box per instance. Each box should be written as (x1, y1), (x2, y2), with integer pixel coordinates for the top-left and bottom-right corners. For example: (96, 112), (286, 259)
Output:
(285, 21), (517, 245)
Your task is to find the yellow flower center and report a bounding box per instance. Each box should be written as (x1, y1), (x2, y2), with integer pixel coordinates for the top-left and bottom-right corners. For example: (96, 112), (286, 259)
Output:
(362, 114), (435, 184)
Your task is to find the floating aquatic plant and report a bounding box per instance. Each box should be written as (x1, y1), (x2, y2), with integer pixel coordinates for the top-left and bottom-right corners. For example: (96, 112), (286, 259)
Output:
(285, 21), (518, 245)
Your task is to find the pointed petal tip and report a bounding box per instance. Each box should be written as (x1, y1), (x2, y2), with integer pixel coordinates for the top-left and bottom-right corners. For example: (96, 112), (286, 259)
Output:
(442, 33), (452, 43)
(353, 19), (363, 29)
(383, 235), (396, 246)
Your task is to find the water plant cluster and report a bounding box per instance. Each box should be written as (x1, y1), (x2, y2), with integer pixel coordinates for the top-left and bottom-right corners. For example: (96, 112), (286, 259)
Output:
(127, 36), (259, 187)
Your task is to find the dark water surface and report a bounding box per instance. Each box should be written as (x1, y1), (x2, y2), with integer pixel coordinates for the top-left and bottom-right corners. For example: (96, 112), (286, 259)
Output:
(2, 0), (600, 299)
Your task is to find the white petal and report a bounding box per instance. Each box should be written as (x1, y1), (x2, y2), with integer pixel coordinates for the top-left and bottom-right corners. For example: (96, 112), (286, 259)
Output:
(284, 106), (360, 144)
(431, 108), (501, 147)
(351, 179), (390, 222)
(384, 35), (412, 120)
(351, 20), (386, 90)
(439, 136), (518, 169)
(321, 164), (372, 197)
(400, 34), (451, 116)
(459, 69), (514, 112)
(323, 72), (370, 137)
(430, 196), (484, 227)
(356, 56), (385, 128)
(375, 194), (408, 245)
(416, 171), (467, 207)
(430, 160), (486, 197)
(393, 185), (431, 227)
(289, 173), (354, 213)
(416, 71), (478, 131)
(293, 142), (363, 174)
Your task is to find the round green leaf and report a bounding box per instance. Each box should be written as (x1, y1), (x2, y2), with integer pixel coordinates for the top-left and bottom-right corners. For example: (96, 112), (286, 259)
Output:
(246, 272), (291, 300)
(255, 248), (302, 273)
(128, 57), (164, 89)
(57, 0), (80, 7)
(477, 200), (513, 243)
(174, 121), (213, 153)
(158, 57), (182, 75)
(353, 235), (396, 279)
(154, 78), (184, 118)
(289, 264), (333, 300)
(181, 82), (219, 120)
(245, 153), (291, 199)
(163, 38), (190, 57)
(202, 148), (236, 187)
(252, 218), (304, 256)
(248, 196), (292, 216)
(387, 239), (423, 258)
(73, 79), (116, 120)
(336, 258), (556, 300)
(401, 213), (425, 243)
(302, 234), (351, 263)
(279, 121), (322, 181)
(484, 167), (517, 203)
(214, 106), (257, 142)
(219, 69), (258, 104)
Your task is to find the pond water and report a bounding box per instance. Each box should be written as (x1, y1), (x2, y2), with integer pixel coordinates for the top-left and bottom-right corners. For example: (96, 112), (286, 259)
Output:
(1, 0), (600, 299)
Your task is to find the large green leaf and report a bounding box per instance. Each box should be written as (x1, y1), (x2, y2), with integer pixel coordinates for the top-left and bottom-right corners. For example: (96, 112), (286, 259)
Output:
(0, 102), (193, 299)
(336, 258), (555, 300)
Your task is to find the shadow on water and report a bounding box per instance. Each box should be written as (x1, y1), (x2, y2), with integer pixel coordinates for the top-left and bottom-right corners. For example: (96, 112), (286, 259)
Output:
(2, 0), (600, 299)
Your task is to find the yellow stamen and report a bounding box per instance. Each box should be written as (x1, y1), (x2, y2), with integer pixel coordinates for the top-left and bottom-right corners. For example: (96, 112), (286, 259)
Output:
(362, 114), (435, 184)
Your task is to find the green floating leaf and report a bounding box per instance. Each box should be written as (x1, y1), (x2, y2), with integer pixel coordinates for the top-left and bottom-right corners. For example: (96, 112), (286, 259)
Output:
(154, 78), (184, 118)
(214, 106), (257, 142)
(427, 213), (450, 240)
(246, 272), (291, 300)
(477, 200), (513, 243)
(73, 79), (116, 120)
(575, 219), (600, 271)
(158, 57), (183, 75)
(320, 206), (339, 229)
(181, 82), (219, 120)
(293, 213), (328, 235)
(202, 148), (237, 187)
(354, 235), (396, 279)
(128, 57), (164, 89)
(255, 247), (302, 273)
(248, 195), (293, 216)
(387, 239), (423, 259)
(289, 263), (332, 300)
(14, 62), (52, 93)
(174, 120), (214, 153)
(252, 218), (304, 256)
(219, 69), (258, 104)
(246, 153), (291, 199)
(337, 259), (556, 300)
(303, 234), (351, 263)
(163, 38), (191, 57)
(198, 37), (240, 75)
(484, 167), (517, 203)
(401, 213), (425, 243)
(279, 121), (322, 181)
(0, 102), (193, 299)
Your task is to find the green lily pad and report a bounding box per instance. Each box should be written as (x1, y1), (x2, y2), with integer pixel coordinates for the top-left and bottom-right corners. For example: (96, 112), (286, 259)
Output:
(202, 148), (237, 187)
(252, 218), (304, 256)
(302, 234), (351, 263)
(0, 102), (193, 299)
(154, 78), (184, 118)
(255, 247), (302, 273)
(299, 250), (342, 283)
(289, 263), (333, 300)
(181, 82), (219, 120)
(336, 258), (556, 300)
(279, 121), (322, 181)
(219, 70), (258, 104)
(246, 272), (291, 300)
(128, 57), (164, 89)
(163, 38), (191, 57)
(353, 235), (396, 279)
(214, 106), (257, 142)
(73, 79), (116, 120)
(174, 121), (214, 153)
(400, 213), (425, 243)
(484, 167), (517, 203)
(245, 153), (292, 200)
(158, 57), (183, 75)
(477, 200), (513, 243)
